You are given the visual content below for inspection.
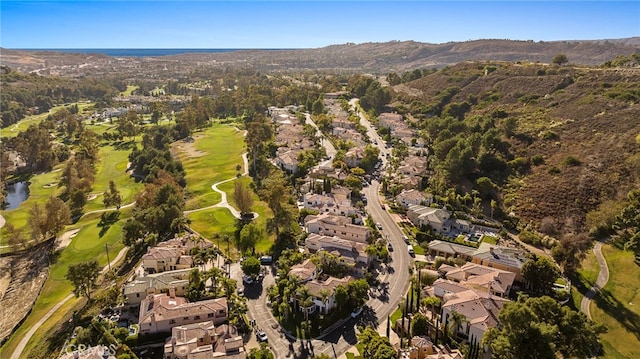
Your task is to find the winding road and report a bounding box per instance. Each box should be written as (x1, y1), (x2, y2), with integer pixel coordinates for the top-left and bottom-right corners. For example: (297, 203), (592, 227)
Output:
(580, 240), (610, 320)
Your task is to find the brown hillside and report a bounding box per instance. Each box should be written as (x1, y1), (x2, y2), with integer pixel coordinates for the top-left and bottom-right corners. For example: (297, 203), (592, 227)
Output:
(397, 61), (640, 234)
(1, 38), (638, 75)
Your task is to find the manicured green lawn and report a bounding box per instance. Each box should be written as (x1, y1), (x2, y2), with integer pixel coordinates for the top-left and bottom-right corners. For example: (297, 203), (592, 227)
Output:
(177, 124), (246, 210)
(570, 249), (599, 311)
(82, 143), (143, 213)
(590, 246), (640, 359)
(0, 210), (129, 358)
(217, 176), (274, 254)
(0, 165), (65, 247)
(390, 307), (403, 324)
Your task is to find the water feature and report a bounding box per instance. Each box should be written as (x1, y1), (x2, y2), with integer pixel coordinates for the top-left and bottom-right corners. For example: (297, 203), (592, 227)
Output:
(4, 181), (30, 209)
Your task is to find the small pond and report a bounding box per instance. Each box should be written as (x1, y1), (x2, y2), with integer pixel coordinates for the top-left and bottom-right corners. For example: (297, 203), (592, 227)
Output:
(4, 181), (30, 209)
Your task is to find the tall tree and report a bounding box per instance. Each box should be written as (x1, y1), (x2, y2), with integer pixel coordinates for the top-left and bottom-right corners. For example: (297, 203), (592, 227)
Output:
(66, 260), (100, 299)
(241, 256), (261, 278)
(522, 255), (560, 295)
(239, 223), (264, 254)
(103, 180), (122, 210)
(233, 181), (253, 216)
(483, 295), (604, 359)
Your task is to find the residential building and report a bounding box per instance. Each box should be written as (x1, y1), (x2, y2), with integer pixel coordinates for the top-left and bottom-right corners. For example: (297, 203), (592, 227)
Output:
(305, 233), (371, 266)
(123, 269), (191, 305)
(303, 192), (357, 217)
(440, 289), (509, 343)
(426, 278), (470, 300)
(397, 176), (422, 191)
(138, 294), (228, 335)
(406, 205), (452, 233)
(275, 150), (299, 174)
(324, 91), (349, 99)
(305, 214), (370, 243)
(439, 262), (516, 297)
(426, 240), (477, 261)
(345, 147), (365, 168)
(397, 336), (464, 359)
(142, 234), (212, 274)
(471, 243), (528, 282)
(378, 112), (404, 130)
(164, 321), (245, 359)
(304, 275), (353, 314)
(396, 189), (432, 208)
(289, 259), (319, 283)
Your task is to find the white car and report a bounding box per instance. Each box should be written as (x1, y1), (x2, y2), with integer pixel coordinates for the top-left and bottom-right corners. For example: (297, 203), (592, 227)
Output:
(242, 275), (254, 285)
(376, 223), (383, 230)
(351, 307), (363, 318)
(257, 330), (268, 342)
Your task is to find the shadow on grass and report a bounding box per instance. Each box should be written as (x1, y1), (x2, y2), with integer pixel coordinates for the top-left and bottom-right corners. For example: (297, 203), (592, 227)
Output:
(593, 287), (640, 341)
(98, 211), (121, 238)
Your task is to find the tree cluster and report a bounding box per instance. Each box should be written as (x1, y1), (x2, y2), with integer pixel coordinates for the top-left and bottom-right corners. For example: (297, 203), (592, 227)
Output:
(1, 65), (124, 128)
(484, 295), (605, 359)
(128, 125), (186, 186)
(356, 326), (396, 359)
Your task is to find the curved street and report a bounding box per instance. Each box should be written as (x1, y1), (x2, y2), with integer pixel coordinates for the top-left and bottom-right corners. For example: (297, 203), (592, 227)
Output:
(580, 240), (610, 320)
(239, 102), (413, 358)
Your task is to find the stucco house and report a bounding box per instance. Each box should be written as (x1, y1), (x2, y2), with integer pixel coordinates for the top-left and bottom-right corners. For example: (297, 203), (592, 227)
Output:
(123, 269), (191, 305)
(396, 189), (433, 208)
(142, 234), (212, 274)
(304, 214), (370, 243)
(345, 147), (365, 168)
(305, 233), (371, 266)
(138, 294), (228, 335)
(163, 321), (245, 359)
(406, 205), (452, 233)
(471, 243), (528, 282)
(440, 289), (509, 344)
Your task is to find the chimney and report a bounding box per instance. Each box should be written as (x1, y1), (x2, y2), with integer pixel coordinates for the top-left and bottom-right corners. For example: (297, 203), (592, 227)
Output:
(169, 286), (176, 298)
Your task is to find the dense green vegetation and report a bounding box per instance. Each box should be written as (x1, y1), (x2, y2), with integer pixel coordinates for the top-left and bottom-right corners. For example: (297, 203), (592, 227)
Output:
(1, 65), (124, 127)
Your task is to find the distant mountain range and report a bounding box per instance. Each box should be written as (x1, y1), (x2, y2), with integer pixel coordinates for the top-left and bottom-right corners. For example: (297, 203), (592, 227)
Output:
(2, 38), (639, 74)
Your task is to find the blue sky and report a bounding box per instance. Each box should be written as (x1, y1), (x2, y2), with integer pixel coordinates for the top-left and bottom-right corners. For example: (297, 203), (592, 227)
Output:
(1, 1), (638, 48)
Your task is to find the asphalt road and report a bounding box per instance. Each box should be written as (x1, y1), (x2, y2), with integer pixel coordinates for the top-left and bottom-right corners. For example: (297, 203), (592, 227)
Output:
(239, 100), (413, 358)
(580, 240), (610, 320)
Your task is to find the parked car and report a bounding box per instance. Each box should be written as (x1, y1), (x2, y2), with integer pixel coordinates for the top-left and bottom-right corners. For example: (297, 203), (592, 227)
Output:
(257, 330), (268, 342)
(387, 242), (393, 251)
(237, 287), (244, 296)
(242, 275), (254, 285)
(402, 235), (410, 243)
(351, 307), (363, 318)
(376, 223), (383, 230)
(407, 245), (415, 256)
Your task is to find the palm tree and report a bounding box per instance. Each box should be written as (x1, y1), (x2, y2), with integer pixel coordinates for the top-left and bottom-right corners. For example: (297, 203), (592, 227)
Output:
(204, 267), (223, 296)
(448, 310), (468, 342)
(422, 296), (441, 326)
(318, 289), (331, 316)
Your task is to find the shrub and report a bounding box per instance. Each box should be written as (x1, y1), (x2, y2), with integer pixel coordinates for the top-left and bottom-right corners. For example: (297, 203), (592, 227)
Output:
(530, 154), (545, 165)
(548, 166), (561, 174)
(563, 156), (581, 167)
(541, 130), (559, 140)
